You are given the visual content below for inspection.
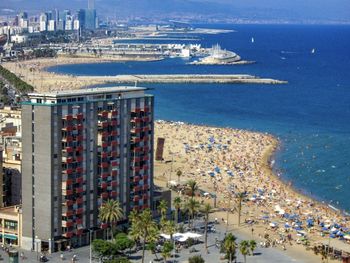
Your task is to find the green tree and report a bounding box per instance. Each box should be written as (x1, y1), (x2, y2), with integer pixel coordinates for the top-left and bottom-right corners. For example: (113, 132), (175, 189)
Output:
(223, 233), (237, 263)
(239, 240), (250, 263)
(188, 255), (205, 263)
(235, 192), (245, 227)
(184, 198), (200, 229)
(201, 203), (212, 253)
(99, 199), (124, 240)
(173, 196), (182, 224)
(129, 209), (159, 263)
(114, 233), (135, 253)
(161, 241), (174, 262)
(92, 239), (118, 261)
(158, 200), (168, 221)
(249, 240), (257, 256)
(187, 179), (198, 199)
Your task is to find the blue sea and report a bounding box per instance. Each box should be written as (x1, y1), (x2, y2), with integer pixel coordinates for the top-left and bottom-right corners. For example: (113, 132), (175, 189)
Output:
(49, 24), (350, 212)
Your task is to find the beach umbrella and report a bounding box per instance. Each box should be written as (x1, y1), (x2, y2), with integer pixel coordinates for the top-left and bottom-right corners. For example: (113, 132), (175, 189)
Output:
(322, 227), (329, 231)
(284, 224), (291, 228)
(214, 167), (221, 173)
(330, 234), (336, 238)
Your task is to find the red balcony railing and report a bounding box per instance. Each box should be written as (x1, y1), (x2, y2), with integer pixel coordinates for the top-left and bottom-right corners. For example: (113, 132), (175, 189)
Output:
(100, 162), (109, 169)
(76, 146), (84, 152)
(76, 156), (83, 162)
(111, 170), (118, 177)
(76, 187), (84, 194)
(63, 231), (73, 238)
(111, 110), (118, 116)
(76, 218), (83, 225)
(76, 176), (84, 184)
(111, 181), (118, 187)
(76, 197), (83, 205)
(101, 173), (109, 179)
(76, 208), (84, 215)
(101, 223), (108, 229)
(101, 192), (108, 199)
(110, 191), (117, 197)
(76, 167), (83, 174)
(63, 115), (73, 121)
(101, 182), (108, 189)
(76, 113), (84, 121)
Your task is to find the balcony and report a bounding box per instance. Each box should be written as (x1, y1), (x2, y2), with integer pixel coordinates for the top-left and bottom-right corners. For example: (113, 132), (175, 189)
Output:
(111, 141), (118, 147)
(101, 173), (109, 179)
(134, 185), (142, 192)
(99, 111), (108, 118)
(111, 110), (118, 116)
(143, 175), (149, 182)
(76, 187), (84, 194)
(63, 200), (74, 206)
(76, 146), (84, 152)
(133, 196), (140, 202)
(143, 165), (149, 170)
(76, 113), (84, 121)
(101, 192), (108, 199)
(76, 197), (83, 205)
(101, 142), (108, 148)
(101, 223), (108, 229)
(62, 210), (73, 217)
(76, 218), (83, 225)
(101, 182), (108, 189)
(131, 118), (142, 123)
(110, 191), (117, 197)
(111, 181), (118, 187)
(131, 137), (141, 143)
(101, 131), (109, 138)
(110, 151), (118, 158)
(63, 231), (73, 238)
(143, 117), (150, 122)
(131, 128), (142, 134)
(76, 156), (83, 162)
(76, 176), (84, 184)
(64, 147), (73, 153)
(111, 170), (118, 177)
(143, 184), (149, 191)
(62, 126), (73, 132)
(76, 167), (83, 174)
(111, 161), (118, 167)
(76, 135), (83, 142)
(111, 120), (118, 126)
(63, 115), (73, 121)
(62, 168), (73, 175)
(62, 136), (73, 143)
(143, 156), (149, 161)
(100, 162), (109, 169)
(144, 106), (150, 112)
(76, 208), (84, 215)
(98, 121), (109, 128)
(62, 189), (73, 196)
(143, 194), (149, 200)
(133, 176), (141, 183)
(111, 130), (118, 136)
(62, 220), (74, 228)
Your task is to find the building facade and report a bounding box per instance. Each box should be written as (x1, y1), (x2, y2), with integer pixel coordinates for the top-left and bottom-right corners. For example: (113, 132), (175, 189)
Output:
(21, 87), (154, 252)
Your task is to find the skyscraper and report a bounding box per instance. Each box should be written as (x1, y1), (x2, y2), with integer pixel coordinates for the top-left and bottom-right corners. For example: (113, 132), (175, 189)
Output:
(88, 0), (95, 10)
(21, 87), (154, 252)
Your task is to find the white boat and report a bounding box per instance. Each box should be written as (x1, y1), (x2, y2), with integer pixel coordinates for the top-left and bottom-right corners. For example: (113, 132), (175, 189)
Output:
(311, 48), (315, 54)
(251, 37), (255, 43)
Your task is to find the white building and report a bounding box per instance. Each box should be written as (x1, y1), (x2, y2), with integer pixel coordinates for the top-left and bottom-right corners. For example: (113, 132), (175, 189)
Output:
(10, 34), (28, 44)
(73, 19), (80, 30)
(40, 21), (47, 32)
(65, 20), (73, 31)
(47, 20), (56, 31)
(19, 19), (29, 29)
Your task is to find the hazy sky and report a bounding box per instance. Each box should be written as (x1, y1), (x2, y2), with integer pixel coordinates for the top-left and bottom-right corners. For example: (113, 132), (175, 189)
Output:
(1, 0), (350, 22)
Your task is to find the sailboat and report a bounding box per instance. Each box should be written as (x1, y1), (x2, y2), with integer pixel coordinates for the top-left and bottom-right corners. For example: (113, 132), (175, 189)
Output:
(251, 37), (255, 43)
(311, 48), (315, 54)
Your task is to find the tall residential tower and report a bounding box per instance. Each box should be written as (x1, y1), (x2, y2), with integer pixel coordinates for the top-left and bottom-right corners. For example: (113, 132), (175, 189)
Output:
(21, 87), (154, 252)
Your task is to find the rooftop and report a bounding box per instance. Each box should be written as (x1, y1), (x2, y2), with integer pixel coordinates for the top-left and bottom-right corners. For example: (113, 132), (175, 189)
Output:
(28, 86), (148, 98)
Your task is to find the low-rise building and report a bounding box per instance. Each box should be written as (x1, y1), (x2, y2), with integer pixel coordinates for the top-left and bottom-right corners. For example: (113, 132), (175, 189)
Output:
(0, 206), (22, 247)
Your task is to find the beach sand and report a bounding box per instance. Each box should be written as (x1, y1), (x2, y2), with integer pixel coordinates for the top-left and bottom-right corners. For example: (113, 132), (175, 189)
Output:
(154, 121), (346, 262)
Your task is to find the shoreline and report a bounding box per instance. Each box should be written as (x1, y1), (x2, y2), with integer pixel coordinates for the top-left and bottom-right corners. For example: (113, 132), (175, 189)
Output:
(153, 120), (349, 262)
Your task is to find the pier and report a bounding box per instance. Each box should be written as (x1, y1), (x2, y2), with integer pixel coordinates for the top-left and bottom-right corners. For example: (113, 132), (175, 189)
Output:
(82, 74), (288, 85)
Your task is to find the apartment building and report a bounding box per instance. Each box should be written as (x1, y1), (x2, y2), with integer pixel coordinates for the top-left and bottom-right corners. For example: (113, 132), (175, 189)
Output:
(21, 86), (154, 252)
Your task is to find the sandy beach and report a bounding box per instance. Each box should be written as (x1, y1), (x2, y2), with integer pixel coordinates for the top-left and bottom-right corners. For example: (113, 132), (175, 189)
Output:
(154, 121), (348, 262)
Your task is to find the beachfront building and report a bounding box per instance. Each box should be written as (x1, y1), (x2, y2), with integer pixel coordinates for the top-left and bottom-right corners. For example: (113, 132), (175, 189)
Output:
(0, 206), (22, 247)
(21, 87), (154, 252)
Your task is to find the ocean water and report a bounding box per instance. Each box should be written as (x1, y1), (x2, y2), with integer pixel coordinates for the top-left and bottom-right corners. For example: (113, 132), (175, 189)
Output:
(49, 24), (350, 212)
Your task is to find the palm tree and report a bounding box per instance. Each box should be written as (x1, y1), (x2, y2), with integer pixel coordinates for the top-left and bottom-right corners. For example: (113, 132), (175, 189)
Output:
(99, 199), (124, 240)
(162, 220), (176, 260)
(184, 198), (200, 229)
(235, 192), (245, 227)
(173, 197), (182, 224)
(158, 200), (168, 221)
(201, 203), (212, 254)
(129, 209), (159, 263)
(239, 240), (250, 263)
(187, 179), (198, 199)
(249, 240), (257, 256)
(223, 233), (237, 263)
